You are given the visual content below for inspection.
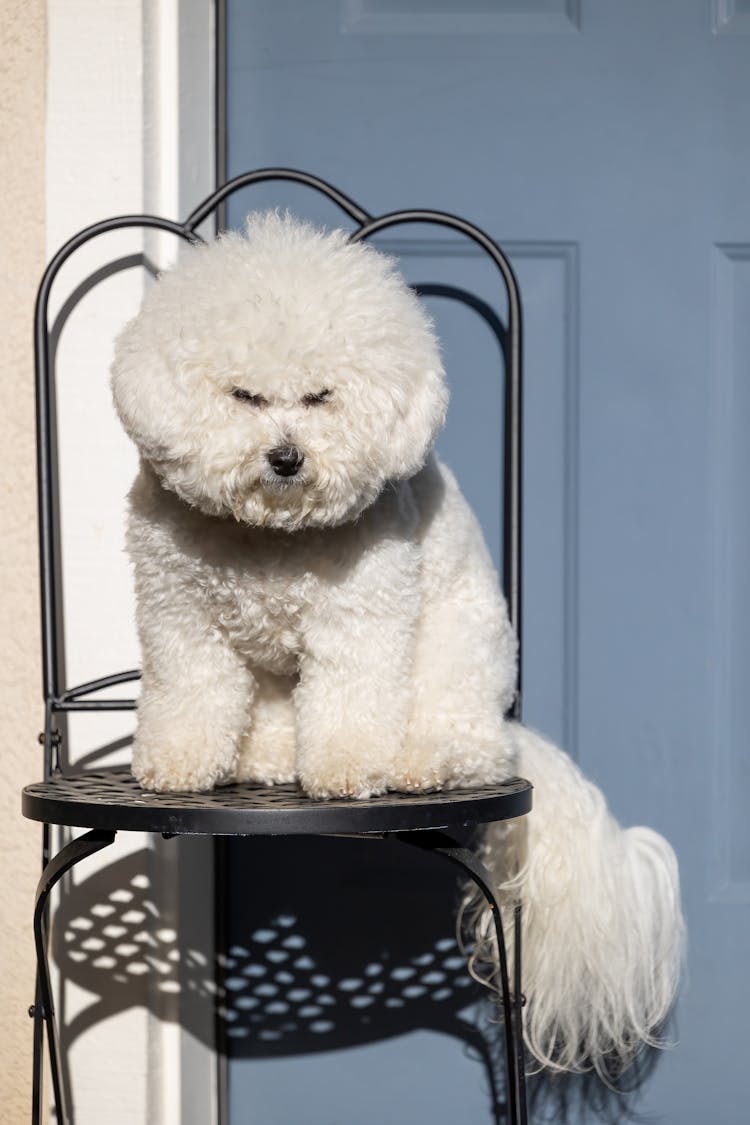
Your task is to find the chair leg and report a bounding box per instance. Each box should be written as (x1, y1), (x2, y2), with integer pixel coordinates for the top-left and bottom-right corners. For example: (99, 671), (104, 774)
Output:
(31, 974), (44, 1123)
(32, 828), (116, 1125)
(394, 830), (527, 1125)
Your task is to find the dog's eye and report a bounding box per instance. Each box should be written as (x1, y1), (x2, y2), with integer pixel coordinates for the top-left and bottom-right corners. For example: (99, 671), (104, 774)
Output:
(231, 387), (268, 407)
(301, 388), (333, 407)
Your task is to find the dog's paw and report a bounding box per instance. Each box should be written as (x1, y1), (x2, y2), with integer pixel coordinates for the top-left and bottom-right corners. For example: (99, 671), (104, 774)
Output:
(235, 760), (298, 786)
(236, 725), (297, 786)
(132, 735), (237, 793)
(388, 768), (446, 794)
(299, 771), (390, 801)
(389, 756), (447, 793)
(394, 727), (512, 792)
(297, 754), (391, 800)
(389, 732), (452, 793)
(296, 728), (399, 800)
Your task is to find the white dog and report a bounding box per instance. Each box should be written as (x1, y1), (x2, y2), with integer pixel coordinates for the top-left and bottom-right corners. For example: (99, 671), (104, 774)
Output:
(111, 211), (683, 1076)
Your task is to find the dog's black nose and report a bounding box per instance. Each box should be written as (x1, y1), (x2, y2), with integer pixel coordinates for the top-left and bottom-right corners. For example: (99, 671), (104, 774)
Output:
(267, 445), (304, 477)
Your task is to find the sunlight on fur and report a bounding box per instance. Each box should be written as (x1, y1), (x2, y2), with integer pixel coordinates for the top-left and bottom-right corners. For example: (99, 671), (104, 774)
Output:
(462, 724), (684, 1078)
(111, 210), (684, 1077)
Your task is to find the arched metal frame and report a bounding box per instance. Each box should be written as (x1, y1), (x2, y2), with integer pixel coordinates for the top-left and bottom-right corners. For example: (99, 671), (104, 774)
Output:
(30, 169), (527, 1125)
(35, 167), (523, 753)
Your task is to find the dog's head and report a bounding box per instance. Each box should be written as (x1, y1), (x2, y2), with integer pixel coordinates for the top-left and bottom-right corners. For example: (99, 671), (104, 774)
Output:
(111, 211), (447, 529)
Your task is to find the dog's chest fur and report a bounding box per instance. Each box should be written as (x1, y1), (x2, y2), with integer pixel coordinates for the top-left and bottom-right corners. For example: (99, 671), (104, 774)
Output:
(207, 540), (323, 674)
(137, 469), (420, 678)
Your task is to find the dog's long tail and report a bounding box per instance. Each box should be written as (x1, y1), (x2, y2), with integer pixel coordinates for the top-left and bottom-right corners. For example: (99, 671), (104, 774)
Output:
(465, 722), (684, 1077)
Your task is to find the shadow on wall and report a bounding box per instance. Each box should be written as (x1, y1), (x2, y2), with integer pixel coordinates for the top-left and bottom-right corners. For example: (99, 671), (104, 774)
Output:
(52, 831), (665, 1125)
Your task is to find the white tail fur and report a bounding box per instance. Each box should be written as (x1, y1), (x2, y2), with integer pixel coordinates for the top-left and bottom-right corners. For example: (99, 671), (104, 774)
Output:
(465, 723), (685, 1077)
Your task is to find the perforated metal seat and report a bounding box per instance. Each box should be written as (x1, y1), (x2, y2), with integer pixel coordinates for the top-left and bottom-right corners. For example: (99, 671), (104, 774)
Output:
(23, 767), (531, 836)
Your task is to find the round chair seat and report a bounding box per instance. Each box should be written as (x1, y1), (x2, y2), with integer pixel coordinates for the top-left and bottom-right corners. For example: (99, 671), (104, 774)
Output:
(22, 765), (532, 837)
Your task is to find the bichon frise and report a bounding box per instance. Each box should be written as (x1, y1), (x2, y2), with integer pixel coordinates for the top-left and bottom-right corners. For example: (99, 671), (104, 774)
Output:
(111, 211), (683, 1076)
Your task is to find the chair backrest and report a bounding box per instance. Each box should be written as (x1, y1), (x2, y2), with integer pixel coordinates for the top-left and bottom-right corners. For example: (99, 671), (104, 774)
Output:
(34, 168), (523, 779)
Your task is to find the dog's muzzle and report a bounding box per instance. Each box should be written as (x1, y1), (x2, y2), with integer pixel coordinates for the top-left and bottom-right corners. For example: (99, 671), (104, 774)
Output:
(267, 445), (304, 478)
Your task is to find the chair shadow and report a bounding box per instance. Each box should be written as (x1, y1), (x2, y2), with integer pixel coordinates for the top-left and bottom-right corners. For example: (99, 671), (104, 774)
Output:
(51, 832), (665, 1124)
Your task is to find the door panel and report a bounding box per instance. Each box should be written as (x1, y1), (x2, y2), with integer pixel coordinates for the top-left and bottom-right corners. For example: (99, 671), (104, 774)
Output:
(224, 2), (750, 1119)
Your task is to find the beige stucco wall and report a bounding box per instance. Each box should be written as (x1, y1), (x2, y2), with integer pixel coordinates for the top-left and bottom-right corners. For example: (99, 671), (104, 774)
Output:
(0, 2), (47, 1121)
(0, 6), (216, 1118)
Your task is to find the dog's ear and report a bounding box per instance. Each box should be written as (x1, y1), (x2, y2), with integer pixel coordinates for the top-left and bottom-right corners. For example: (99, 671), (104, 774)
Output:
(381, 361), (449, 481)
(110, 324), (179, 464)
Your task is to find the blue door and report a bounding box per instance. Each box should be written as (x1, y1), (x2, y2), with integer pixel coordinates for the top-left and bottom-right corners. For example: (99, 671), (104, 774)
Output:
(223, 2), (750, 1119)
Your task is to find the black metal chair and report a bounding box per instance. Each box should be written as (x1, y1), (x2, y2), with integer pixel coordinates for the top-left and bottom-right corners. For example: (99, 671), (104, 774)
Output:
(22, 169), (531, 1125)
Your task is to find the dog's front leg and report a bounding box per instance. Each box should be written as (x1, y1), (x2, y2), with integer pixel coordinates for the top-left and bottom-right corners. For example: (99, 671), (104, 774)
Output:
(132, 577), (254, 793)
(295, 537), (420, 799)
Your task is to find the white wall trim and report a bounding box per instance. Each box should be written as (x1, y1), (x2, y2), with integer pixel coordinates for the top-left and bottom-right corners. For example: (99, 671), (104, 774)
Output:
(46, 2), (216, 1121)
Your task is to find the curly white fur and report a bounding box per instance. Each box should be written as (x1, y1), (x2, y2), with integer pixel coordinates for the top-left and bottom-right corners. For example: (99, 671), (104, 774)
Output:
(111, 211), (683, 1075)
